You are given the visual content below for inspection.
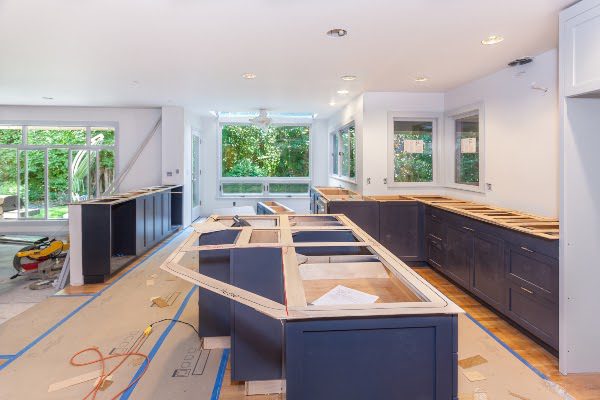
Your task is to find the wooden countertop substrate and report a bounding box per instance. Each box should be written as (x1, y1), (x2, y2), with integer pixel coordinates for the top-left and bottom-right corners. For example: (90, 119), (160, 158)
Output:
(313, 187), (559, 240)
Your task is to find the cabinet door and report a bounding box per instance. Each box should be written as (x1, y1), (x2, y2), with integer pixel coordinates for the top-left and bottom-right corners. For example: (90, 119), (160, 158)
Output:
(471, 232), (506, 311)
(379, 202), (423, 261)
(329, 201), (380, 240)
(162, 192), (170, 234)
(561, 3), (600, 96)
(426, 238), (444, 269)
(444, 224), (473, 288)
(135, 198), (146, 254)
(506, 244), (558, 303)
(144, 196), (155, 247)
(154, 193), (163, 239)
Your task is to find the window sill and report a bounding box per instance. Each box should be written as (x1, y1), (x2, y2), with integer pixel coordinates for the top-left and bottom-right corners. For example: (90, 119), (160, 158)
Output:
(329, 175), (358, 185)
(386, 181), (438, 188)
(445, 183), (485, 194)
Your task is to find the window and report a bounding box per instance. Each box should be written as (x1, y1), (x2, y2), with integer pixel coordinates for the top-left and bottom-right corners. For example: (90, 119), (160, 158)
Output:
(0, 124), (116, 220)
(219, 123), (310, 196)
(454, 113), (480, 186)
(330, 123), (356, 181)
(388, 117), (437, 185)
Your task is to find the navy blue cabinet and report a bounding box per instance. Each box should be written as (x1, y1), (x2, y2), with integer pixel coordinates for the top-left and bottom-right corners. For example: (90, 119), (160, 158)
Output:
(472, 232), (506, 312)
(444, 224), (473, 289)
(327, 201), (380, 241)
(378, 202), (424, 262)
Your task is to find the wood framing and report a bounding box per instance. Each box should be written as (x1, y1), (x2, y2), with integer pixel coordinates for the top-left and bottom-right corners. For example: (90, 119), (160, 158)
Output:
(313, 187), (559, 240)
(159, 214), (463, 321)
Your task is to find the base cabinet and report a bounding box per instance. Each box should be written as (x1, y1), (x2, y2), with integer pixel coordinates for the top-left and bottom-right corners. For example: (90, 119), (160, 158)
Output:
(378, 202), (423, 262)
(444, 224), (473, 288)
(472, 232), (506, 312)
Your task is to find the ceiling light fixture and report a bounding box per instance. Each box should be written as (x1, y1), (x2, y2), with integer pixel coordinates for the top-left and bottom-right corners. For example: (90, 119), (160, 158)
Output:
(41, 96), (54, 100)
(337, 89), (349, 95)
(341, 75), (357, 81)
(242, 72), (257, 79)
(327, 28), (348, 38)
(481, 35), (504, 45)
(414, 76), (428, 82)
(329, 101), (336, 106)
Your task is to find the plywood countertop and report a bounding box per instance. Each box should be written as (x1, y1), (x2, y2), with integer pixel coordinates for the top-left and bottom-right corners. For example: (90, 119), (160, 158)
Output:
(313, 187), (558, 240)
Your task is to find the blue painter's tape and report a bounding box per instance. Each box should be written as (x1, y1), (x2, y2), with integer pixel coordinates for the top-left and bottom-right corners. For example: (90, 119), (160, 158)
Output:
(0, 355), (15, 359)
(211, 349), (230, 400)
(50, 293), (95, 298)
(119, 286), (198, 400)
(464, 312), (549, 380)
(0, 228), (188, 371)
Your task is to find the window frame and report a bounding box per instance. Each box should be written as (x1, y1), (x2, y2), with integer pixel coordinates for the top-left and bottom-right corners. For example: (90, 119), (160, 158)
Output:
(0, 121), (119, 221)
(329, 121), (357, 184)
(217, 120), (312, 198)
(444, 104), (485, 193)
(387, 112), (442, 188)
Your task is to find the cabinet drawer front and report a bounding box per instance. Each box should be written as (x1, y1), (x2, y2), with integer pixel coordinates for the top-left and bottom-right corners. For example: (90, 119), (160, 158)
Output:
(507, 284), (558, 349)
(426, 238), (444, 269)
(425, 216), (444, 242)
(507, 246), (558, 298)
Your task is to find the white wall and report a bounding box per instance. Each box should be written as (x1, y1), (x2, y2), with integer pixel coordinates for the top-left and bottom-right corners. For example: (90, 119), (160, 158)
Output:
(0, 105), (162, 234)
(362, 92), (445, 195)
(325, 50), (559, 218)
(445, 49), (559, 217)
(196, 117), (329, 216)
(327, 95), (364, 192)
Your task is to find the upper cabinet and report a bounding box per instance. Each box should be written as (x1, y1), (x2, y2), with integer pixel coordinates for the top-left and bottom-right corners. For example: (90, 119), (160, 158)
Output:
(560, 0), (600, 97)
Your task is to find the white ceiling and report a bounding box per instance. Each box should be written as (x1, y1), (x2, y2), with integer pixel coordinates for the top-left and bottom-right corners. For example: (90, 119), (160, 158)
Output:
(0, 0), (575, 118)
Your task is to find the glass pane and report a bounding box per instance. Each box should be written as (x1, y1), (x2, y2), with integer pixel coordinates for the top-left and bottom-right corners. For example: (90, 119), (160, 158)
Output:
(0, 126), (22, 144)
(393, 120), (433, 183)
(89, 150), (98, 198)
(332, 134), (338, 175)
(71, 149), (89, 201)
(349, 125), (356, 178)
(455, 114), (480, 186)
(340, 128), (350, 177)
(28, 126), (86, 145)
(269, 183), (309, 194)
(0, 148), (18, 219)
(99, 150), (115, 195)
(48, 149), (69, 219)
(192, 135), (200, 207)
(222, 183), (263, 195)
(91, 127), (115, 146)
(21, 150), (46, 219)
(221, 124), (309, 178)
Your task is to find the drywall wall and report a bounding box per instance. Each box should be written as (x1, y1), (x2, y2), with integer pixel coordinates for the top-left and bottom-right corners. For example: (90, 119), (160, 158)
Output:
(195, 117), (329, 216)
(361, 92), (445, 195)
(0, 105), (162, 234)
(327, 95), (364, 192)
(560, 96), (600, 373)
(444, 49), (559, 217)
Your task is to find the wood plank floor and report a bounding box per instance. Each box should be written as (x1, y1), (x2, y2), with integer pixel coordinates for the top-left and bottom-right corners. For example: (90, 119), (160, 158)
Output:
(415, 267), (600, 400)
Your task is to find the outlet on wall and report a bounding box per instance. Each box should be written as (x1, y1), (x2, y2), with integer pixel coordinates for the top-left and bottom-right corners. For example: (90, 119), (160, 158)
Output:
(486, 183), (493, 191)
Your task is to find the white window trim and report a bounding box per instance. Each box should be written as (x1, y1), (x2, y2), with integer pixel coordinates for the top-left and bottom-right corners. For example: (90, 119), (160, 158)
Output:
(329, 121), (357, 184)
(444, 103), (485, 193)
(216, 120), (312, 198)
(0, 121), (119, 222)
(386, 112), (442, 188)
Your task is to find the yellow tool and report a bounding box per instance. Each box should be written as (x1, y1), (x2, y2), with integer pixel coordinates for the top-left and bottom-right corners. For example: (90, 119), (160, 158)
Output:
(12, 239), (69, 277)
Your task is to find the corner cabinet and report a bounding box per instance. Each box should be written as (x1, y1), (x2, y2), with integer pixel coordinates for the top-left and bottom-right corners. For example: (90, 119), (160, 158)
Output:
(560, 0), (600, 97)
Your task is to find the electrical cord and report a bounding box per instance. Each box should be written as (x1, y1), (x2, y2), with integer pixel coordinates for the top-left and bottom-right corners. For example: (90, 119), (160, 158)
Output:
(69, 318), (198, 399)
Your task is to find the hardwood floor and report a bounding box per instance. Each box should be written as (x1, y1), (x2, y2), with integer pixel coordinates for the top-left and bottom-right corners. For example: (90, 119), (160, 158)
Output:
(415, 266), (600, 400)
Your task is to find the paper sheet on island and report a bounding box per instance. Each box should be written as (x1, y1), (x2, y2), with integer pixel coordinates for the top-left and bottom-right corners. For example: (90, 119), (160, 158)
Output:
(311, 285), (379, 306)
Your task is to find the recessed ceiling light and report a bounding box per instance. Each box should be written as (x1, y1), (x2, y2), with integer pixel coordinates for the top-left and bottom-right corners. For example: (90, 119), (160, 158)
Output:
(414, 76), (428, 82)
(41, 96), (54, 100)
(327, 28), (348, 38)
(481, 35), (504, 45)
(242, 72), (257, 79)
(337, 89), (349, 95)
(341, 75), (357, 81)
(329, 101), (336, 106)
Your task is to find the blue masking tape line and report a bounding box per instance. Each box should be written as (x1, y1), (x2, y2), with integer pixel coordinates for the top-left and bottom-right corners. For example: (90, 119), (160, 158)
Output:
(0, 228), (188, 371)
(210, 349), (230, 400)
(464, 312), (549, 380)
(119, 286), (198, 399)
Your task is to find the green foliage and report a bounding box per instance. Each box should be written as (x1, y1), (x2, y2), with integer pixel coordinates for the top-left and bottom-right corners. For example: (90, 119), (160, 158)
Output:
(393, 131), (433, 183)
(222, 125), (309, 178)
(455, 121), (480, 185)
(0, 128), (115, 218)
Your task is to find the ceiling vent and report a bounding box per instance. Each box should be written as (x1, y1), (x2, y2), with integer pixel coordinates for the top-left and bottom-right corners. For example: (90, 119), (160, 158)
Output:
(508, 57), (533, 67)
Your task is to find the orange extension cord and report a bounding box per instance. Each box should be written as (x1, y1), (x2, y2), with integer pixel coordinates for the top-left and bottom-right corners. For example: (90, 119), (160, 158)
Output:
(69, 331), (150, 400)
